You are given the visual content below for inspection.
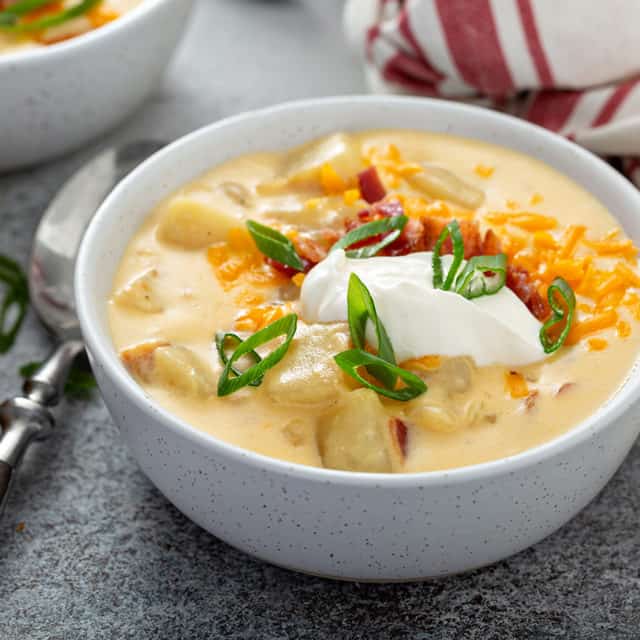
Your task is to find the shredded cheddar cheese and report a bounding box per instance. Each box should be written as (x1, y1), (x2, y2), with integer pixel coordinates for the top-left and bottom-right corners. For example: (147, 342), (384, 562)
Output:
(587, 338), (608, 351)
(505, 371), (529, 398)
(343, 188), (361, 205)
(320, 163), (347, 195)
(401, 355), (442, 371)
(474, 164), (494, 178)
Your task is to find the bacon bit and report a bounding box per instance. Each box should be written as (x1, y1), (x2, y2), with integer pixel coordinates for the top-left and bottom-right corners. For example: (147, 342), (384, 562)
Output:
(291, 273), (305, 287)
(388, 417), (408, 459)
(530, 193), (544, 206)
(617, 320), (631, 338)
(474, 164), (494, 178)
(524, 390), (539, 411)
(400, 355), (441, 371)
(386, 218), (426, 256)
(481, 228), (503, 255)
(485, 212), (558, 231)
(566, 309), (617, 345)
(320, 163), (346, 195)
(587, 337), (608, 351)
(343, 188), (361, 205)
(358, 166), (387, 204)
(422, 217), (482, 259)
(556, 382), (575, 396)
(505, 371), (530, 399)
(293, 234), (328, 264)
(506, 265), (549, 320)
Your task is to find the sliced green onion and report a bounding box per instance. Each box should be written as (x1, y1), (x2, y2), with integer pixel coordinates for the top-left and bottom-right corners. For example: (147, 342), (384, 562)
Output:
(19, 359), (97, 397)
(331, 215), (408, 259)
(346, 272), (396, 388)
(455, 253), (508, 299)
(217, 313), (297, 396)
(539, 277), (576, 354)
(432, 220), (465, 291)
(0, 0), (102, 32)
(0, 0), (55, 19)
(334, 349), (427, 401)
(0, 255), (29, 354)
(215, 331), (263, 387)
(246, 220), (305, 272)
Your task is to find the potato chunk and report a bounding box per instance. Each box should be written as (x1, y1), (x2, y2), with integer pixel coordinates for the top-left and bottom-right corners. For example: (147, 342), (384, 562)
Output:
(121, 342), (214, 398)
(281, 133), (361, 185)
(114, 268), (164, 313)
(409, 163), (485, 209)
(265, 323), (349, 407)
(158, 191), (244, 249)
(319, 389), (406, 473)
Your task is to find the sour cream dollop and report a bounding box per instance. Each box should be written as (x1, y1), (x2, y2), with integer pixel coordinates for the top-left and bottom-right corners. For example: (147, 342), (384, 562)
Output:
(300, 250), (547, 367)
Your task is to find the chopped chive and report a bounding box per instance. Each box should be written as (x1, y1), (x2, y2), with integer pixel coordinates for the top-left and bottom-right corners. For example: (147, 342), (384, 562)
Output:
(217, 313), (297, 396)
(432, 220), (465, 291)
(246, 220), (305, 272)
(539, 277), (575, 354)
(331, 215), (407, 259)
(346, 272), (397, 388)
(334, 349), (427, 401)
(0, 255), (29, 354)
(455, 253), (508, 299)
(215, 331), (263, 387)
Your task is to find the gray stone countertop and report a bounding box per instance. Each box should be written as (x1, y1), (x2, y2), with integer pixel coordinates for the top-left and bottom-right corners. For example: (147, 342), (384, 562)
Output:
(1, 1), (639, 638)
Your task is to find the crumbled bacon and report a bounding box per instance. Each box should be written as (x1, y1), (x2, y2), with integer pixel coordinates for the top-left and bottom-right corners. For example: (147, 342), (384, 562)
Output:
(506, 265), (549, 320)
(358, 166), (387, 204)
(481, 229), (503, 255)
(268, 229), (341, 276)
(388, 417), (408, 459)
(421, 218), (482, 259)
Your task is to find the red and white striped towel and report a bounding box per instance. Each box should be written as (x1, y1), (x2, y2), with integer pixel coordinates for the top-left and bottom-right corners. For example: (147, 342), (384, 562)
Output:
(344, 0), (640, 184)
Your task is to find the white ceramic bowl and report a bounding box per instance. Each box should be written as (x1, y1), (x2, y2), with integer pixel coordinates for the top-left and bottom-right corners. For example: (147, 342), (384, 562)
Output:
(0, 0), (193, 172)
(75, 97), (640, 581)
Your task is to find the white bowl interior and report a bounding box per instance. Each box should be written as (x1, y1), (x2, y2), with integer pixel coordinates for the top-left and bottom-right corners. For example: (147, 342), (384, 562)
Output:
(76, 96), (640, 482)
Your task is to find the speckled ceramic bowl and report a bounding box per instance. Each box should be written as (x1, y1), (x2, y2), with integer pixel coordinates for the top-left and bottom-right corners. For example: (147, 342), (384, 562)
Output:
(75, 97), (640, 581)
(0, 0), (193, 172)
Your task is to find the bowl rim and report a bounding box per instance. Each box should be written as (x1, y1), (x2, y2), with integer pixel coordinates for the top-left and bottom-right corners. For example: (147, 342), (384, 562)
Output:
(0, 0), (178, 66)
(76, 95), (640, 488)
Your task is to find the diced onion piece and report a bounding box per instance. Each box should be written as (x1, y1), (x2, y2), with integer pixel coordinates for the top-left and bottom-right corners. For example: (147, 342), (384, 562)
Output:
(409, 164), (485, 210)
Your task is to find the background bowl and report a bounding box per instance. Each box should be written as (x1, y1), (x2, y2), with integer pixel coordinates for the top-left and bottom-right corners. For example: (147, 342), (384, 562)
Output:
(0, 0), (193, 172)
(75, 97), (640, 581)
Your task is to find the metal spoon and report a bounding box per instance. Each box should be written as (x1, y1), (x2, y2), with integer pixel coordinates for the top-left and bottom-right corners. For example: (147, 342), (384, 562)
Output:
(0, 141), (165, 516)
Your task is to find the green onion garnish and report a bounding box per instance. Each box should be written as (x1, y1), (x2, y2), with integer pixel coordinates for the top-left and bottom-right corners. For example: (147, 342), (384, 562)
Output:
(334, 349), (427, 401)
(215, 331), (263, 387)
(432, 220), (465, 291)
(539, 277), (575, 354)
(19, 359), (97, 396)
(217, 313), (297, 396)
(246, 220), (305, 272)
(455, 253), (508, 299)
(346, 272), (397, 388)
(331, 216), (407, 259)
(0, 255), (28, 354)
(0, 0), (103, 32)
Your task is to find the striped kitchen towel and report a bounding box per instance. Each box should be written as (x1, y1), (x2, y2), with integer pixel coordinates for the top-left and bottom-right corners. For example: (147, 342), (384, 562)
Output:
(344, 0), (640, 183)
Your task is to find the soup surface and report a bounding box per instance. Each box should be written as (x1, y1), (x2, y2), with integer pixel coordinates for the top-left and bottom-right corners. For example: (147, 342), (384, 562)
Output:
(109, 130), (640, 473)
(0, 0), (143, 54)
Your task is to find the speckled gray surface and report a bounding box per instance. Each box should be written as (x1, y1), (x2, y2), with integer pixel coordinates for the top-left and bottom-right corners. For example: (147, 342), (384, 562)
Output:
(1, 1), (640, 638)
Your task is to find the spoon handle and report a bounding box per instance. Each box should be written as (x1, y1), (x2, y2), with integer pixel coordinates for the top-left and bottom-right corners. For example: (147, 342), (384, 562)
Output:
(0, 340), (84, 517)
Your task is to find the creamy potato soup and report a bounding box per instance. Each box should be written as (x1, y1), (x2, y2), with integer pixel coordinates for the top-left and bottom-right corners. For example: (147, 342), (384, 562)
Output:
(109, 130), (640, 473)
(0, 0), (143, 54)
